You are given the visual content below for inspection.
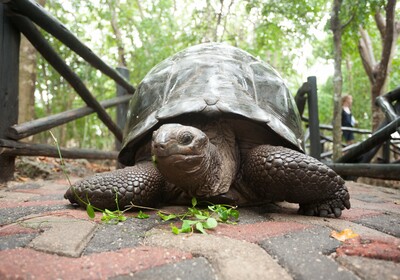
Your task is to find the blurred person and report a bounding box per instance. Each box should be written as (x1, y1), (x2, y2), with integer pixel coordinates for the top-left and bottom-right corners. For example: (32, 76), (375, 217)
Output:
(341, 95), (357, 144)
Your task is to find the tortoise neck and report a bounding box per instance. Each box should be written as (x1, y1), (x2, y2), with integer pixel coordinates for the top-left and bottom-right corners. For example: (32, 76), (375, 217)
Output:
(165, 142), (234, 197)
(156, 121), (238, 197)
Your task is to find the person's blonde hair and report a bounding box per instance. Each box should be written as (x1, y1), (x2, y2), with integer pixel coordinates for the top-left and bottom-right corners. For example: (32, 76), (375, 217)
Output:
(341, 95), (352, 106)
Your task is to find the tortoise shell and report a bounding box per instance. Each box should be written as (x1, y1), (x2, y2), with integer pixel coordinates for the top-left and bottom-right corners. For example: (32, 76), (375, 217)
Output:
(119, 43), (303, 165)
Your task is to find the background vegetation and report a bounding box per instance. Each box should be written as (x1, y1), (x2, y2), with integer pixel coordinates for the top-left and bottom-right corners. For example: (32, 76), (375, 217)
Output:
(19, 0), (399, 151)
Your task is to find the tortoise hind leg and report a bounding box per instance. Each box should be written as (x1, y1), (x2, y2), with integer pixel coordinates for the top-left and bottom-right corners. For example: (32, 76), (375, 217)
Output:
(241, 145), (350, 217)
(64, 162), (166, 210)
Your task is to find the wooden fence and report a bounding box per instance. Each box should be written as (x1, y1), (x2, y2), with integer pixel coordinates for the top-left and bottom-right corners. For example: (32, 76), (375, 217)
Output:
(0, 0), (135, 182)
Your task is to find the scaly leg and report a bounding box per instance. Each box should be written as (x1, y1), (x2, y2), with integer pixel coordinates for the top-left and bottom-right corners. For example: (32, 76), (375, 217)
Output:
(64, 162), (166, 210)
(241, 145), (350, 217)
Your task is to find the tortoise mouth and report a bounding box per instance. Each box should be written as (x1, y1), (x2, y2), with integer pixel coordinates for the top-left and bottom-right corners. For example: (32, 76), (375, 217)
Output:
(154, 153), (204, 165)
(152, 145), (203, 158)
(154, 153), (206, 177)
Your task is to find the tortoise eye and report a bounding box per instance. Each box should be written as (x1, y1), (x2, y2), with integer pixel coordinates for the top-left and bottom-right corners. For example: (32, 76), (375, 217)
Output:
(179, 132), (193, 145)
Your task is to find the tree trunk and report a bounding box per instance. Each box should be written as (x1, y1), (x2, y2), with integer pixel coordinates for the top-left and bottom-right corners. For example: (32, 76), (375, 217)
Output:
(18, 36), (36, 125)
(17, 0), (46, 131)
(331, 0), (343, 160)
(108, 0), (127, 67)
(358, 0), (399, 131)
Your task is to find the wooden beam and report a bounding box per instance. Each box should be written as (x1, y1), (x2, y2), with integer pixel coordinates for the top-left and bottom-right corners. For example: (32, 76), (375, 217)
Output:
(115, 67), (130, 151)
(0, 4), (20, 183)
(336, 117), (400, 163)
(6, 11), (123, 142)
(7, 95), (131, 140)
(327, 163), (400, 180)
(319, 124), (371, 134)
(0, 139), (118, 160)
(4, 0), (135, 94)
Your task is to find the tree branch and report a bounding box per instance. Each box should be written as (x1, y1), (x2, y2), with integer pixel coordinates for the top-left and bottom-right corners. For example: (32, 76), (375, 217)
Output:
(358, 27), (376, 83)
(108, 0), (127, 67)
(375, 0), (396, 91)
(220, 0), (234, 41)
(214, 0), (224, 41)
(341, 6), (357, 30)
(374, 10), (386, 42)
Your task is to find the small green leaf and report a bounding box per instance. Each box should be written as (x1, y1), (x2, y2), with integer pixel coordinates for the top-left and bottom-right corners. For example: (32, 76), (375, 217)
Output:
(118, 215), (127, 222)
(204, 218), (218, 229)
(181, 220), (195, 233)
(196, 222), (206, 234)
(104, 209), (114, 215)
(188, 207), (199, 216)
(157, 212), (177, 221)
(86, 204), (95, 219)
(195, 214), (208, 220)
(191, 197), (197, 207)
(218, 210), (229, 222)
(101, 213), (111, 222)
(152, 155), (158, 166)
(182, 219), (197, 226)
(171, 225), (180, 235)
(136, 210), (150, 219)
(230, 209), (239, 220)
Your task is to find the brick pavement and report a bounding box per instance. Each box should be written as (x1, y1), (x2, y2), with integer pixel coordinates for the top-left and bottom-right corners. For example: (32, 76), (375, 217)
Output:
(0, 177), (399, 279)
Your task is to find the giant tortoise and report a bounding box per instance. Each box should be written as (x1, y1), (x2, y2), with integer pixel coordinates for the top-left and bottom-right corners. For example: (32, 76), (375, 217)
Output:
(65, 43), (350, 217)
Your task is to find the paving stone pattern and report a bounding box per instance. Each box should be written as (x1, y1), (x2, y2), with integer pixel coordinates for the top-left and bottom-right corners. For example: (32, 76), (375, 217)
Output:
(0, 178), (399, 280)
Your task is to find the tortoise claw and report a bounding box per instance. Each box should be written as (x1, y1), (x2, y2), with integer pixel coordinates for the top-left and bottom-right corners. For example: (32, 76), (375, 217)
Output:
(298, 198), (347, 218)
(333, 208), (342, 218)
(319, 209), (329, 217)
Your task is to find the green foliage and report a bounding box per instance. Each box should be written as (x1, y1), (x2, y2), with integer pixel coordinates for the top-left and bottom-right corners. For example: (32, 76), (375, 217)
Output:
(34, 0), (399, 150)
(208, 204), (239, 223)
(101, 209), (127, 224)
(316, 0), (399, 133)
(100, 190), (129, 224)
(86, 204), (96, 219)
(136, 210), (150, 219)
(158, 197), (239, 234)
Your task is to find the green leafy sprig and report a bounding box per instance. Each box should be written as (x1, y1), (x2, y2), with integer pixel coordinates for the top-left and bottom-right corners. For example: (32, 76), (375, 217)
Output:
(50, 131), (129, 223)
(157, 197), (239, 234)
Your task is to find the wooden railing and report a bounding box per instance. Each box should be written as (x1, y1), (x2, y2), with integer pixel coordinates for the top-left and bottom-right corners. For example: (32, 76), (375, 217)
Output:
(296, 82), (400, 180)
(0, 0), (135, 182)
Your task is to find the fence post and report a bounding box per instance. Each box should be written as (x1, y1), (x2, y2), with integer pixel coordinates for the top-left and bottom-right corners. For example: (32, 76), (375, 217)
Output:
(115, 67), (130, 151)
(307, 76), (321, 160)
(0, 4), (20, 183)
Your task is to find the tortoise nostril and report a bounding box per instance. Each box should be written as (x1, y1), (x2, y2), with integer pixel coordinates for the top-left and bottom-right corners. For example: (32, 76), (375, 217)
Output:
(154, 143), (166, 150)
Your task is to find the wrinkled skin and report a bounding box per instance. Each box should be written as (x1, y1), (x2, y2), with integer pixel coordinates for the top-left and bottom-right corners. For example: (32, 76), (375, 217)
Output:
(65, 123), (350, 218)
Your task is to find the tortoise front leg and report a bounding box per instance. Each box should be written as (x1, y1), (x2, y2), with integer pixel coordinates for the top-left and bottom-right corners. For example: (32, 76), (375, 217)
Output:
(64, 162), (166, 210)
(241, 145), (351, 217)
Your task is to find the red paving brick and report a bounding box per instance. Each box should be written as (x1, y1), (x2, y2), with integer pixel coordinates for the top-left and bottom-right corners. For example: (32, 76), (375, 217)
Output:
(336, 237), (400, 262)
(0, 200), (69, 209)
(0, 247), (192, 280)
(213, 221), (311, 243)
(43, 209), (140, 223)
(0, 224), (39, 236)
(341, 208), (382, 221)
(13, 188), (66, 195)
(52, 178), (77, 185)
(351, 200), (400, 213)
(40, 209), (103, 222)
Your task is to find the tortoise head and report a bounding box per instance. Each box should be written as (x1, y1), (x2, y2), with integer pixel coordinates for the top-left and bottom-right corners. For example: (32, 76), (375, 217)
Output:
(151, 124), (210, 184)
